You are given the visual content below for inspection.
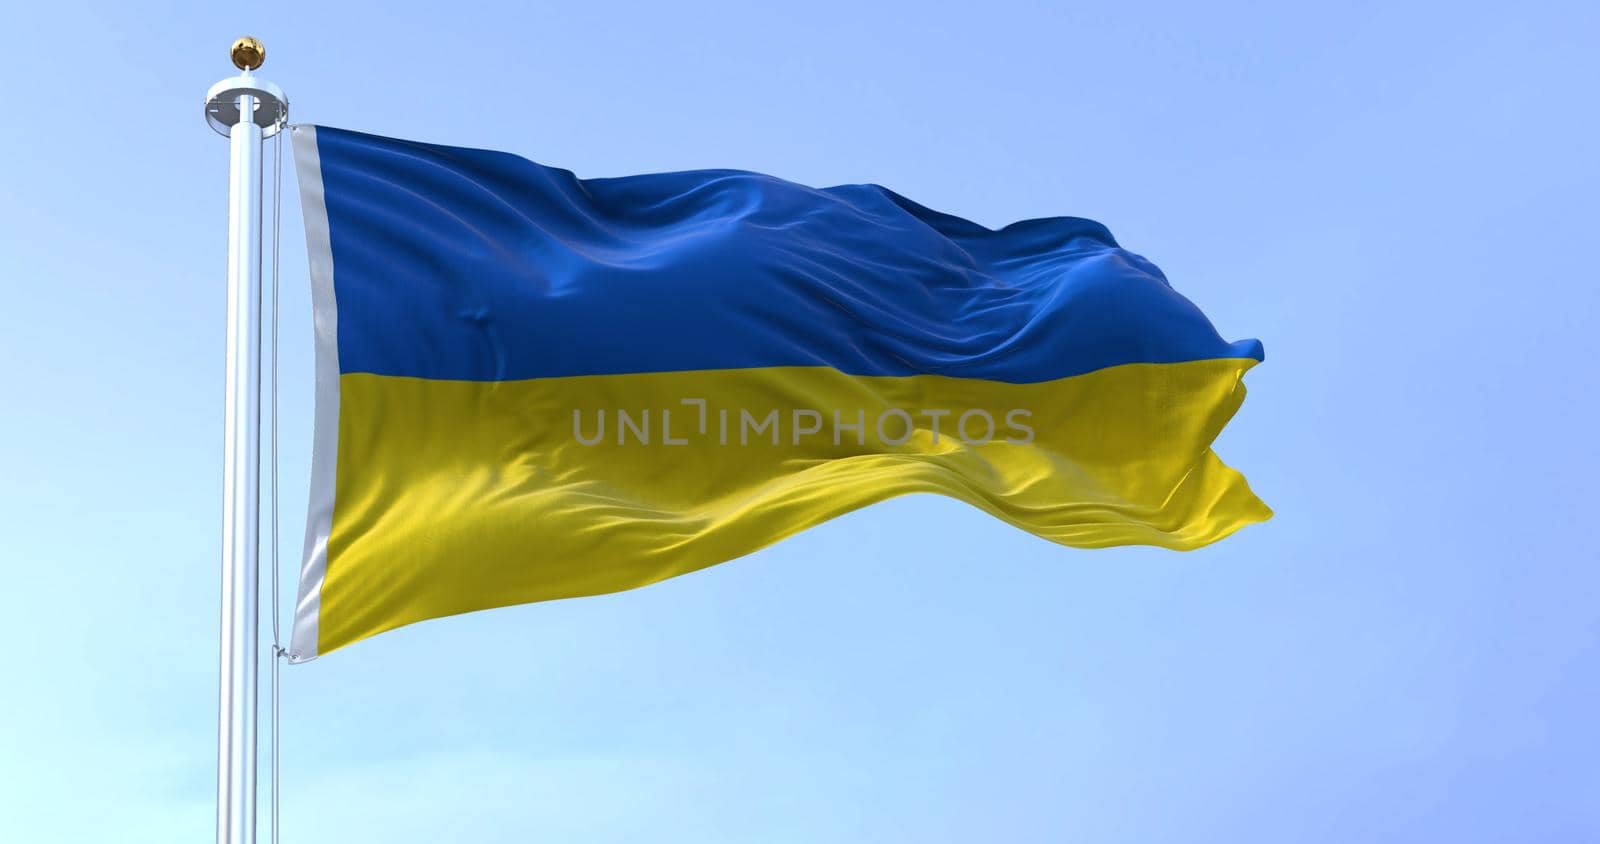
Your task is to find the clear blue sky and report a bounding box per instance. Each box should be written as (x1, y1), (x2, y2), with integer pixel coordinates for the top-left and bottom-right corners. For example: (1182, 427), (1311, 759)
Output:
(2, 1), (1596, 840)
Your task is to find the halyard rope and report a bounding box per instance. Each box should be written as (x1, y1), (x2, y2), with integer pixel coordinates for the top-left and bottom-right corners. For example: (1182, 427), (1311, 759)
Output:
(268, 121), (285, 844)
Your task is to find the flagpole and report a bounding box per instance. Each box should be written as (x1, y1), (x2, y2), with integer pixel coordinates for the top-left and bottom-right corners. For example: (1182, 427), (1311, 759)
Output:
(205, 37), (287, 844)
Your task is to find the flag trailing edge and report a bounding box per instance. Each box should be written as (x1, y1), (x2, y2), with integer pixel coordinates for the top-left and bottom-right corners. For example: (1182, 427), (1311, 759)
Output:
(287, 124), (1270, 662)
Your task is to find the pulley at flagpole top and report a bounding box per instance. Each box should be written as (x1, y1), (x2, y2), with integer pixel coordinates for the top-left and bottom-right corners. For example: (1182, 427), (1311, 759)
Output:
(206, 38), (288, 138)
(205, 35), (286, 844)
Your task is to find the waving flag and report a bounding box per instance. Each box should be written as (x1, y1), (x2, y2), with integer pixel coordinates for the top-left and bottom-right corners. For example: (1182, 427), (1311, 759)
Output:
(287, 125), (1269, 660)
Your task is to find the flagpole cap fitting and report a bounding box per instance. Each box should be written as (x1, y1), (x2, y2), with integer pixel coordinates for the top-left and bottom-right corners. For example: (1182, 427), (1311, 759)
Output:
(204, 72), (288, 138)
(230, 37), (266, 71)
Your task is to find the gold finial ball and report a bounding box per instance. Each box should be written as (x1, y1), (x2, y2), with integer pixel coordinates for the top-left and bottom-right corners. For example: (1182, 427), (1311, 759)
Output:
(230, 37), (265, 71)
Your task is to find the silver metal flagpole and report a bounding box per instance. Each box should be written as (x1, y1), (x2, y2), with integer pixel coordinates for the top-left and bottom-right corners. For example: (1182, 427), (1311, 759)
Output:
(204, 37), (287, 844)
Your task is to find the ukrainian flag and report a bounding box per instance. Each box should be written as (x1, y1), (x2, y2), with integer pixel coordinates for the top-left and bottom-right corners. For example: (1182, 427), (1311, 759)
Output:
(287, 125), (1269, 661)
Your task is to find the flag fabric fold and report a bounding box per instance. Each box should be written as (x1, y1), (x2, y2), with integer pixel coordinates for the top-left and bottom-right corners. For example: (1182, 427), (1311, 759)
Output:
(288, 124), (1269, 661)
